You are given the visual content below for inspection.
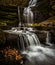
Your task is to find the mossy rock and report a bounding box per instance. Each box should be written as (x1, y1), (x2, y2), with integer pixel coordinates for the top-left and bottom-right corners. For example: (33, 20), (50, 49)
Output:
(0, 29), (6, 45)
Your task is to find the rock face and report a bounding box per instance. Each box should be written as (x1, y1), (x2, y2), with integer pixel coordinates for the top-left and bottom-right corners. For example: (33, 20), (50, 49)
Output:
(32, 0), (50, 22)
(4, 32), (18, 48)
(33, 30), (47, 44)
(0, 29), (6, 46)
(49, 0), (55, 16)
(50, 30), (55, 44)
(31, 0), (55, 22)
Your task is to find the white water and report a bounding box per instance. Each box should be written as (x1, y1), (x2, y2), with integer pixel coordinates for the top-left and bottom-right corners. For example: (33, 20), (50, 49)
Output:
(17, 0), (55, 64)
(18, 32), (40, 50)
(46, 31), (53, 46)
(21, 31), (55, 65)
(18, 6), (21, 26)
(27, 34), (35, 46)
(20, 30), (55, 65)
(22, 46), (55, 65)
(7, 27), (55, 65)
(28, 0), (37, 7)
(23, 0), (37, 25)
(32, 34), (40, 45)
(17, 0), (37, 25)
(23, 7), (33, 25)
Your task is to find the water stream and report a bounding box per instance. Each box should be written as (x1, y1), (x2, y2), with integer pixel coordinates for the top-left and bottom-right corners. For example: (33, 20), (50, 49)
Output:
(46, 31), (53, 46)
(17, 31), (40, 51)
(17, 0), (55, 65)
(21, 31), (55, 65)
(22, 46), (55, 65)
(16, 30), (55, 65)
(23, 7), (33, 25)
(18, 6), (21, 26)
(23, 0), (37, 25)
(5, 27), (55, 65)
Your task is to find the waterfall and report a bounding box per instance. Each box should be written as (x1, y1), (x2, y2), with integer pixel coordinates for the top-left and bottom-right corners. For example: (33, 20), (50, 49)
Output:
(17, 0), (55, 64)
(23, 7), (33, 25)
(28, 0), (37, 7)
(32, 34), (40, 45)
(27, 34), (35, 46)
(18, 6), (21, 27)
(21, 32), (55, 65)
(17, 0), (37, 25)
(23, 0), (37, 25)
(17, 32), (40, 51)
(46, 31), (53, 46)
(26, 33), (40, 46)
(22, 46), (55, 65)
(4, 28), (55, 65)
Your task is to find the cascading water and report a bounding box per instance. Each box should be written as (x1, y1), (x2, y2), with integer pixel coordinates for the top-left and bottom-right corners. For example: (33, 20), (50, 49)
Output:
(32, 34), (40, 45)
(23, 0), (37, 25)
(23, 7), (33, 25)
(26, 33), (40, 46)
(18, 6), (21, 27)
(46, 31), (53, 46)
(17, 31), (40, 51)
(28, 0), (37, 7)
(4, 28), (55, 65)
(21, 32), (55, 65)
(17, 0), (55, 65)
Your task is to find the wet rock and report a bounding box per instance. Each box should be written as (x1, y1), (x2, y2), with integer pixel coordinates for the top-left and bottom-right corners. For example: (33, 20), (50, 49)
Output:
(4, 32), (18, 48)
(50, 30), (55, 44)
(34, 30), (47, 44)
